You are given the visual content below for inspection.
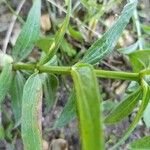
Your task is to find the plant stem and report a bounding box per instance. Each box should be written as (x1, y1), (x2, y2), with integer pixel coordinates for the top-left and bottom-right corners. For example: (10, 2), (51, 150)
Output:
(38, 66), (71, 75)
(95, 70), (139, 81)
(140, 69), (150, 77)
(13, 63), (36, 71)
(133, 9), (143, 50)
(129, 0), (143, 49)
(13, 63), (140, 81)
(13, 63), (71, 75)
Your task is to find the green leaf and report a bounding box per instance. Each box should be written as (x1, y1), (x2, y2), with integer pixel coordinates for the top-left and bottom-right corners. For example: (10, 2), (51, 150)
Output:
(128, 136), (150, 149)
(0, 63), (13, 103)
(143, 102), (150, 128)
(68, 26), (84, 42)
(43, 74), (58, 113)
(71, 63), (104, 150)
(54, 92), (115, 129)
(37, 36), (77, 57)
(112, 79), (150, 149)
(10, 71), (25, 124)
(21, 73), (43, 150)
(142, 24), (150, 35)
(60, 39), (76, 57)
(12, 0), (41, 61)
(82, 0), (138, 64)
(44, 55), (58, 66)
(128, 50), (150, 72)
(36, 36), (54, 54)
(104, 88), (142, 124)
(81, 0), (100, 11)
(127, 81), (140, 93)
(117, 42), (139, 54)
(53, 90), (76, 129)
(102, 100), (116, 113)
(56, 80), (140, 129)
(39, 0), (72, 65)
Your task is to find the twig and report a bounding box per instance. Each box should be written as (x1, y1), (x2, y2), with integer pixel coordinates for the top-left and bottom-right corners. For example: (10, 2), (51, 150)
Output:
(2, 0), (25, 53)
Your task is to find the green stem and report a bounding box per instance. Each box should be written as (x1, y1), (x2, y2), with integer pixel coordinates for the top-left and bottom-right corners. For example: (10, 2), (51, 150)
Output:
(38, 66), (71, 75)
(13, 63), (140, 81)
(140, 69), (150, 77)
(95, 70), (139, 81)
(129, 0), (143, 49)
(133, 9), (143, 50)
(13, 63), (36, 71)
(13, 63), (71, 75)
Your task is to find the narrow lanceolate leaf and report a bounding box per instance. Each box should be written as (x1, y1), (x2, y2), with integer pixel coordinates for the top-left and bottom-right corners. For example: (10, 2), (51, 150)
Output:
(53, 90), (76, 129)
(112, 79), (150, 149)
(22, 74), (43, 150)
(104, 88), (142, 124)
(0, 64), (13, 103)
(39, 0), (72, 65)
(82, 0), (138, 64)
(10, 71), (25, 124)
(71, 63), (104, 150)
(128, 136), (150, 149)
(43, 74), (58, 113)
(12, 0), (41, 61)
